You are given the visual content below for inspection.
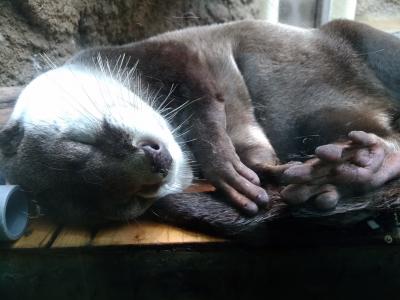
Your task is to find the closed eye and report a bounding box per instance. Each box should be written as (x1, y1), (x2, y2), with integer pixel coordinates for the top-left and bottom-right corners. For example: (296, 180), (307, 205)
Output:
(64, 131), (97, 146)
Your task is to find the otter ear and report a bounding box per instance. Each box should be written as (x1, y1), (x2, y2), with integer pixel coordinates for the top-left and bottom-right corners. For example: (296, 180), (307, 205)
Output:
(0, 120), (24, 156)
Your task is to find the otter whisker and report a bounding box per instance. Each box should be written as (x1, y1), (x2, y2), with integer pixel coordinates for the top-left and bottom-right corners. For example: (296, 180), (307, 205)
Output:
(39, 53), (58, 70)
(156, 84), (176, 113)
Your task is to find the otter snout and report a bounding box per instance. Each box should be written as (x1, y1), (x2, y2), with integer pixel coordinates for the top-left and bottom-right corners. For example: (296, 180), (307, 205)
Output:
(139, 140), (173, 177)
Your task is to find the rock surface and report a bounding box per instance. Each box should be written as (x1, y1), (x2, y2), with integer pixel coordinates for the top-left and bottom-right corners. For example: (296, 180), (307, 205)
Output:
(0, 0), (264, 86)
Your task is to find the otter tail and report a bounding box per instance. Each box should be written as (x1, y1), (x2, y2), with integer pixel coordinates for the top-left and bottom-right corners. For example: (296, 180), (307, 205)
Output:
(152, 180), (400, 240)
(151, 191), (288, 240)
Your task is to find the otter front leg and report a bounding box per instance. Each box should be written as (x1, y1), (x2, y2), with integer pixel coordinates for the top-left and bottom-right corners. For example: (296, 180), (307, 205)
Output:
(229, 121), (285, 185)
(230, 122), (278, 171)
(187, 98), (270, 215)
(281, 131), (400, 209)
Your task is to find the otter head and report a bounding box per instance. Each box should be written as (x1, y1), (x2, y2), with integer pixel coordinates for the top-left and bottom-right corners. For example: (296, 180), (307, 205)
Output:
(0, 64), (193, 223)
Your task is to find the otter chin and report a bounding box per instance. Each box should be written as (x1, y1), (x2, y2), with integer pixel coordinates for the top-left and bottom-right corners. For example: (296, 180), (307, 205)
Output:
(0, 62), (193, 223)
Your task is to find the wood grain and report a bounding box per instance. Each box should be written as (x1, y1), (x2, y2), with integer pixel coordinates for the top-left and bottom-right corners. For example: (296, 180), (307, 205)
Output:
(184, 181), (215, 193)
(92, 220), (224, 247)
(51, 226), (93, 248)
(11, 218), (60, 249)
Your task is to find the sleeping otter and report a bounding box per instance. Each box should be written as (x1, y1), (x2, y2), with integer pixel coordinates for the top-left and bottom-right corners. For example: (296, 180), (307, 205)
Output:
(1, 19), (400, 237)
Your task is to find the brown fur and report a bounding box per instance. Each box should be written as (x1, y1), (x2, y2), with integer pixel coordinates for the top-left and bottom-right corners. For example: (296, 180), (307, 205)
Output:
(2, 20), (400, 236)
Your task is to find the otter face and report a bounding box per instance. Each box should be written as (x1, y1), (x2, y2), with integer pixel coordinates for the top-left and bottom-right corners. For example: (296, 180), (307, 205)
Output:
(0, 64), (193, 223)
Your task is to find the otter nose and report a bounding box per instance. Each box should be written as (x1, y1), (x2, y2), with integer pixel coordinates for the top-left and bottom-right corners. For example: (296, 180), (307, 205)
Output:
(139, 140), (173, 177)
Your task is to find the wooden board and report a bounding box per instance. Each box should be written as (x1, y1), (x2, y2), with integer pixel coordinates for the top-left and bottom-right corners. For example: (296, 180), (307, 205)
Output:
(1, 218), (224, 249)
(91, 220), (224, 247)
(52, 222), (222, 248)
(11, 219), (60, 249)
(51, 225), (93, 248)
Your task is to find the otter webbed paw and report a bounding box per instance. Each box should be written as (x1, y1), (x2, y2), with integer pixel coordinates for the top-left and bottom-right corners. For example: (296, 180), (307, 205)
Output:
(280, 131), (400, 210)
(200, 150), (270, 215)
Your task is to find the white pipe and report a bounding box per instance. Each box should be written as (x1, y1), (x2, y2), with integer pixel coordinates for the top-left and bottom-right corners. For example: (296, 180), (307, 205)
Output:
(0, 185), (29, 241)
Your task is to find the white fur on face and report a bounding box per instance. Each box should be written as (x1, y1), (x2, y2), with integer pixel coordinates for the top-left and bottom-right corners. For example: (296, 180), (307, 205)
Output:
(12, 64), (193, 198)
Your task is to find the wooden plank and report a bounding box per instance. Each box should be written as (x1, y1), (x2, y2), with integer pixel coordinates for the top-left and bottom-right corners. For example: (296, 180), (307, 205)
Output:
(92, 220), (224, 247)
(0, 183), (221, 249)
(50, 183), (219, 247)
(51, 226), (93, 248)
(184, 181), (215, 193)
(11, 218), (60, 249)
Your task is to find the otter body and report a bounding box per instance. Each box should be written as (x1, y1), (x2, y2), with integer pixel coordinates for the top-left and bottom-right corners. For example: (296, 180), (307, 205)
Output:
(2, 20), (400, 237)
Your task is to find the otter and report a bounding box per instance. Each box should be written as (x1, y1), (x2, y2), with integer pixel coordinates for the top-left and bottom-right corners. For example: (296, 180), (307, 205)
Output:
(1, 19), (400, 238)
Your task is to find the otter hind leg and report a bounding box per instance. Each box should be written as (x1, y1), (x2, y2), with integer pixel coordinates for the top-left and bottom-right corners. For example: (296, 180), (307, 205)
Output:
(281, 131), (400, 211)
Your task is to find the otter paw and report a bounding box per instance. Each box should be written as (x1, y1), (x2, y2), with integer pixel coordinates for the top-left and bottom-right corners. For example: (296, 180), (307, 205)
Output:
(280, 131), (400, 210)
(281, 183), (339, 211)
(203, 158), (270, 215)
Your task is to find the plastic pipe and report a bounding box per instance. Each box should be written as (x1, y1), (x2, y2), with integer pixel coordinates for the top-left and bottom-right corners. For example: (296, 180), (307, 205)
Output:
(0, 185), (29, 241)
